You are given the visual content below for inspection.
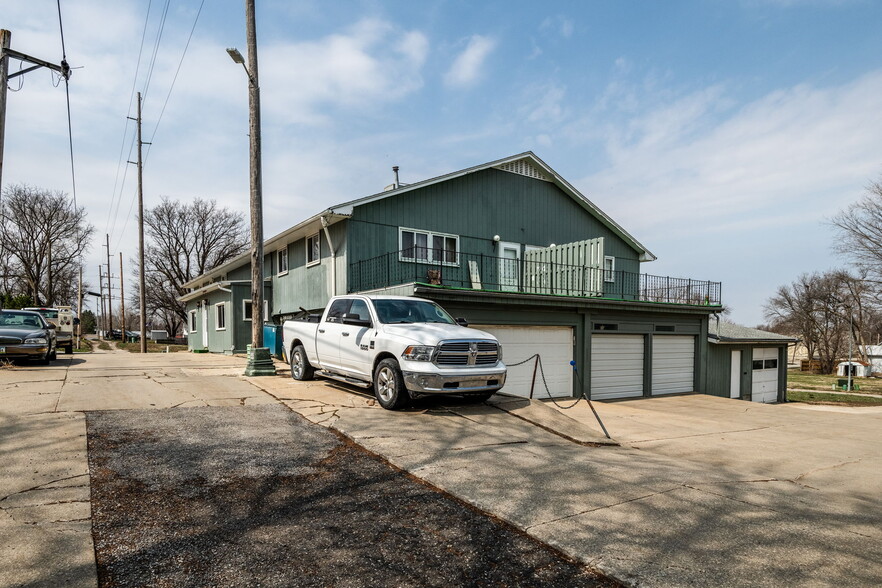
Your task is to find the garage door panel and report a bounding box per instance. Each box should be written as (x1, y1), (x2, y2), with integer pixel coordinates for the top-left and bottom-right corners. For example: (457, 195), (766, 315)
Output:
(591, 335), (644, 400)
(752, 347), (779, 403)
(651, 336), (694, 395)
(474, 325), (573, 399)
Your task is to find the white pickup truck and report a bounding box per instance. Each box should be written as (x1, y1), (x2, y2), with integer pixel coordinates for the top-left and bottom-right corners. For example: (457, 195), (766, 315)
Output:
(282, 295), (507, 409)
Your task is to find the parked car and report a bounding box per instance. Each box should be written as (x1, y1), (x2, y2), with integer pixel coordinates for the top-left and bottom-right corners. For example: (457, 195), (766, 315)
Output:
(0, 309), (57, 364)
(283, 295), (507, 409)
(23, 306), (76, 354)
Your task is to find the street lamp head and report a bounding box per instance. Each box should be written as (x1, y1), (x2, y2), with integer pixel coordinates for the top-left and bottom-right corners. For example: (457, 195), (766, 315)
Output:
(226, 47), (245, 64)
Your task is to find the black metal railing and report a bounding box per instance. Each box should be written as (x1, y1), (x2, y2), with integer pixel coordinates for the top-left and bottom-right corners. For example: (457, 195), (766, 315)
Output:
(350, 248), (721, 306)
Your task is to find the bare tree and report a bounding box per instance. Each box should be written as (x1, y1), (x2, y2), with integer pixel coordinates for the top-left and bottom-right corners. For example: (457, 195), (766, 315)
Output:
(136, 197), (247, 333)
(764, 271), (849, 374)
(831, 178), (882, 288)
(0, 184), (94, 305)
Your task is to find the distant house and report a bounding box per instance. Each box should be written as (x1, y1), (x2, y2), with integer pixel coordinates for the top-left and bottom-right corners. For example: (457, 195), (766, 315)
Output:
(706, 320), (798, 403)
(179, 152), (789, 402)
(861, 345), (882, 375)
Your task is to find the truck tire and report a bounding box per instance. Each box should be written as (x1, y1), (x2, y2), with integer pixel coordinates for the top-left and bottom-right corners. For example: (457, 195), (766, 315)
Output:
(373, 358), (410, 410)
(65, 344), (73, 354)
(290, 344), (315, 381)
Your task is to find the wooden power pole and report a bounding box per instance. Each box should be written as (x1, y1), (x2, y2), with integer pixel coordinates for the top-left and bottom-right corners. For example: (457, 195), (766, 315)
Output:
(246, 0), (265, 351)
(98, 265), (105, 339)
(119, 252), (125, 337)
(105, 234), (113, 336)
(129, 92), (147, 354)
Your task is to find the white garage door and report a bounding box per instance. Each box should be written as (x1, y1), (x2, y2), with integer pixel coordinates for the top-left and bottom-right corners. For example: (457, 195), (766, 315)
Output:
(752, 347), (779, 403)
(651, 335), (695, 395)
(590, 334), (644, 400)
(473, 326), (573, 399)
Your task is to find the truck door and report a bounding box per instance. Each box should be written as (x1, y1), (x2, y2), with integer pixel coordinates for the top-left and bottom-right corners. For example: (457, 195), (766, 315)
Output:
(338, 298), (375, 379)
(315, 298), (350, 372)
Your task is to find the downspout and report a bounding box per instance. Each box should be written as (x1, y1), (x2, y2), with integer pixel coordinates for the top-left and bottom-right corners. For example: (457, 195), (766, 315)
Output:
(320, 215), (338, 296)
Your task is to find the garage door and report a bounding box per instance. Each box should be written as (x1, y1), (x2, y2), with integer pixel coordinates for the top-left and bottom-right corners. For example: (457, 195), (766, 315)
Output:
(752, 347), (779, 403)
(473, 325), (573, 399)
(651, 335), (695, 395)
(590, 334), (644, 400)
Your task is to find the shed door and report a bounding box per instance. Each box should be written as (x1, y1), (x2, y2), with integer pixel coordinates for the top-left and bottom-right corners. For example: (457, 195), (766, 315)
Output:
(498, 242), (520, 292)
(591, 334), (644, 400)
(651, 335), (695, 395)
(473, 325), (573, 399)
(752, 348), (779, 403)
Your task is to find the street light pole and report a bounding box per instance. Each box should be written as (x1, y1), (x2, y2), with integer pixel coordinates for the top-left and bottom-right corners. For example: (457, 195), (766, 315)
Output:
(231, 1), (274, 376)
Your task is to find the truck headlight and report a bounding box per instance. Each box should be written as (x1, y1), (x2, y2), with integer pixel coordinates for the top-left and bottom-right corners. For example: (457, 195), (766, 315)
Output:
(402, 345), (435, 361)
(25, 337), (47, 345)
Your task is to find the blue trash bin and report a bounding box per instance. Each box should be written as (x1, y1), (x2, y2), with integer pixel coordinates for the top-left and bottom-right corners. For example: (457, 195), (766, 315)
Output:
(262, 324), (284, 360)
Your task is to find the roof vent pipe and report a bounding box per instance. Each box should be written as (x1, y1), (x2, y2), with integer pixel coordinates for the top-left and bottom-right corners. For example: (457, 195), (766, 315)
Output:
(392, 166), (400, 189)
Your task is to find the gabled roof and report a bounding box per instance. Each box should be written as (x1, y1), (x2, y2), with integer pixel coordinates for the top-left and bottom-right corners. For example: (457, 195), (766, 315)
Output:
(183, 152), (655, 288)
(708, 320), (799, 344)
(328, 152), (656, 262)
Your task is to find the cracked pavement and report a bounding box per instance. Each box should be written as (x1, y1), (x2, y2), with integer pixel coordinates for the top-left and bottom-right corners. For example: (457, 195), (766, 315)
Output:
(2, 345), (881, 587)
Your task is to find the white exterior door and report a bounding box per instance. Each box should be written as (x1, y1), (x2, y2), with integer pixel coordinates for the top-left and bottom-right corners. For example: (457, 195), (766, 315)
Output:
(730, 350), (741, 398)
(474, 325), (573, 399)
(651, 335), (695, 395)
(498, 242), (520, 292)
(590, 334), (644, 400)
(752, 347), (779, 403)
(201, 305), (208, 349)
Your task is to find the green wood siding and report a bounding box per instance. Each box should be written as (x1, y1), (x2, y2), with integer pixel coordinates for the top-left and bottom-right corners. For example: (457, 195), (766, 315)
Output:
(272, 221), (346, 313)
(347, 168), (643, 292)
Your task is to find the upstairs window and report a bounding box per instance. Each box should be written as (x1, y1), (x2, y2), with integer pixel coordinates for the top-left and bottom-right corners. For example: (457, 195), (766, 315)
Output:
(604, 256), (616, 283)
(399, 228), (459, 265)
(277, 247), (288, 275)
(307, 233), (320, 266)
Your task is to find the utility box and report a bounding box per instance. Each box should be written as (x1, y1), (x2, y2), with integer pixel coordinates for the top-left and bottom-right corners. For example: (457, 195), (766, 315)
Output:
(263, 324), (284, 361)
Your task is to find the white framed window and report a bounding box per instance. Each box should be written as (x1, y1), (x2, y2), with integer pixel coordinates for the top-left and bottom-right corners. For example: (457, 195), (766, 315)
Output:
(243, 299), (270, 322)
(215, 302), (226, 331)
(604, 256), (616, 283)
(277, 247), (288, 275)
(399, 227), (459, 266)
(189, 310), (197, 332)
(306, 233), (321, 266)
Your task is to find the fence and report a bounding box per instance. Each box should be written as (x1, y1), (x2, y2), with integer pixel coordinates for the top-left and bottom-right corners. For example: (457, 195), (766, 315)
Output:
(350, 248), (722, 306)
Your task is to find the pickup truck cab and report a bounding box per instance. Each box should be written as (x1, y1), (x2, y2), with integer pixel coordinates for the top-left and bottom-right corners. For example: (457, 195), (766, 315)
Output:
(282, 295), (507, 409)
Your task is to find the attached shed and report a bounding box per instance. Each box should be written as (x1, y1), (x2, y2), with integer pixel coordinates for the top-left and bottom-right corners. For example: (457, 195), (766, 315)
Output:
(706, 321), (797, 403)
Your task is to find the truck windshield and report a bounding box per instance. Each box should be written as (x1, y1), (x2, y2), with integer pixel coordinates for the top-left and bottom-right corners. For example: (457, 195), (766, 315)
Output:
(373, 300), (455, 325)
(25, 308), (59, 319)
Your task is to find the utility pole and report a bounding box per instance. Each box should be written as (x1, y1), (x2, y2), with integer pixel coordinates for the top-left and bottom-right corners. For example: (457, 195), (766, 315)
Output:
(246, 0), (264, 352)
(0, 30), (10, 194)
(105, 234), (113, 336)
(0, 29), (70, 194)
(77, 265), (82, 348)
(119, 252), (125, 337)
(98, 265), (105, 339)
(128, 92), (147, 353)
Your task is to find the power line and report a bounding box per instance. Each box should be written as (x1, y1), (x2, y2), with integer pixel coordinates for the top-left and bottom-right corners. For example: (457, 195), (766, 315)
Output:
(145, 0), (204, 162)
(106, 1), (153, 241)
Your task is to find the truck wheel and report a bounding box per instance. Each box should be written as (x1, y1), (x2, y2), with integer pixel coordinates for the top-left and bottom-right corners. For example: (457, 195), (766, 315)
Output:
(65, 344), (73, 355)
(290, 344), (315, 381)
(373, 358), (410, 410)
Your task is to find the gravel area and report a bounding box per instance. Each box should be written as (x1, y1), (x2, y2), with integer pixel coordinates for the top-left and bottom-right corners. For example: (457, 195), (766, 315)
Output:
(87, 405), (617, 587)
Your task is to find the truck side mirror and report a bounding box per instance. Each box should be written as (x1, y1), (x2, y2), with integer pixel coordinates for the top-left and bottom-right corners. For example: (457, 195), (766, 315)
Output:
(342, 313), (372, 327)
(455, 317), (468, 327)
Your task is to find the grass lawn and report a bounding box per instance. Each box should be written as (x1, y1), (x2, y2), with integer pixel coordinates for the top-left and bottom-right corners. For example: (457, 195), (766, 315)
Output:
(787, 370), (882, 394)
(116, 341), (188, 353)
(786, 389), (882, 406)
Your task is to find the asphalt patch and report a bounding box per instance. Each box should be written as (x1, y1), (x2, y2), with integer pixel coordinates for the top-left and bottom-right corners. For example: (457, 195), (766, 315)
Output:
(87, 405), (617, 587)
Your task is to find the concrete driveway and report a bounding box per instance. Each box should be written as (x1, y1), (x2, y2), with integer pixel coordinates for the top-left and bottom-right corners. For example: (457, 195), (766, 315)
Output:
(3, 348), (880, 587)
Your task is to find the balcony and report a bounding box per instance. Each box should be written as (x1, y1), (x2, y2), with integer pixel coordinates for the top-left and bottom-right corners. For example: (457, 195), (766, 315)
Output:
(350, 248), (722, 307)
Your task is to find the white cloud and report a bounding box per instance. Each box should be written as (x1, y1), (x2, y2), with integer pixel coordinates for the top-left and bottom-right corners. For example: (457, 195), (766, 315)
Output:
(259, 19), (429, 125)
(540, 15), (575, 39)
(444, 35), (496, 88)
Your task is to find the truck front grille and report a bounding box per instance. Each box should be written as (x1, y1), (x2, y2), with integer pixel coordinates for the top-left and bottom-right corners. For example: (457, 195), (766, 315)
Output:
(435, 340), (499, 367)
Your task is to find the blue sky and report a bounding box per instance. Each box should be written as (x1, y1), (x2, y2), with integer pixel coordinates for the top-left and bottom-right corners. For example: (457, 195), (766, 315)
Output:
(4, 0), (882, 326)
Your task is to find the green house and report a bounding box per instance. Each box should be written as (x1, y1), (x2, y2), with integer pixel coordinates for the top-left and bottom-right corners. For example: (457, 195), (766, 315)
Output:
(180, 152), (791, 402)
